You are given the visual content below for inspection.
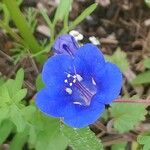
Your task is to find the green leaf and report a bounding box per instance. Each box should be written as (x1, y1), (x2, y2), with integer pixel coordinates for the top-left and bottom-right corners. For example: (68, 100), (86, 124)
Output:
(62, 125), (103, 150)
(53, 0), (72, 24)
(36, 74), (45, 91)
(111, 143), (127, 150)
(137, 134), (150, 150)
(28, 112), (68, 150)
(10, 104), (26, 132)
(10, 130), (28, 150)
(0, 77), (5, 85)
(0, 84), (10, 106)
(40, 7), (53, 29)
(21, 105), (36, 121)
(144, 58), (150, 69)
(12, 89), (27, 103)
(0, 120), (14, 144)
(69, 3), (97, 30)
(0, 107), (9, 124)
(110, 103), (147, 133)
(15, 68), (24, 90)
(105, 48), (129, 72)
(132, 71), (150, 84)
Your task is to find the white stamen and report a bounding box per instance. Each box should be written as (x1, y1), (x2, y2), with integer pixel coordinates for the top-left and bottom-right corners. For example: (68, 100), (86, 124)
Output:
(76, 74), (83, 82)
(67, 74), (71, 78)
(73, 79), (76, 83)
(89, 36), (100, 45)
(69, 30), (83, 41)
(65, 88), (72, 94)
(73, 75), (76, 78)
(92, 78), (96, 85)
(69, 83), (73, 86)
(73, 102), (82, 105)
(64, 79), (68, 83)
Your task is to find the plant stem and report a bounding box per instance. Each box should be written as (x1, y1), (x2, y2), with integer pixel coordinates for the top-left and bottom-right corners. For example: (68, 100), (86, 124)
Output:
(3, 0), (42, 54)
(114, 99), (150, 105)
(0, 20), (26, 46)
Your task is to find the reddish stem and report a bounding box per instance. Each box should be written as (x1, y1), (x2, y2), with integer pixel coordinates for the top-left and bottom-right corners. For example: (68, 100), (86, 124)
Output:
(114, 99), (150, 105)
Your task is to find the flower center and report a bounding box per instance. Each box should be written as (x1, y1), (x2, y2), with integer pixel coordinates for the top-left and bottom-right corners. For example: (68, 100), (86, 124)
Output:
(64, 73), (96, 106)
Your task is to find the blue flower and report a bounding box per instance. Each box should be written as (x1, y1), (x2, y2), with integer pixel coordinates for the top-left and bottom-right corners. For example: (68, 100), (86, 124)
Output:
(36, 36), (122, 128)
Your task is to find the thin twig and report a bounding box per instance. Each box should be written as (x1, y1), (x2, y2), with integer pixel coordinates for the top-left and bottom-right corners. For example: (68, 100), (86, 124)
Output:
(114, 99), (150, 104)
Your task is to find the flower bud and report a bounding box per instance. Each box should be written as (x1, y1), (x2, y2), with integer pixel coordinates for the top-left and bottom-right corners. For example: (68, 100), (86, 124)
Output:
(53, 34), (79, 56)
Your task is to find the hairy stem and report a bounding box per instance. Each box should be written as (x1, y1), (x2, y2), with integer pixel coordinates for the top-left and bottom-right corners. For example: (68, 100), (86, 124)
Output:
(3, 0), (42, 54)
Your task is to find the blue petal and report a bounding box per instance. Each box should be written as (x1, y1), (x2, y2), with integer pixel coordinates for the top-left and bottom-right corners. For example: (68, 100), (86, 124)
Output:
(42, 55), (74, 90)
(63, 95), (105, 128)
(35, 88), (71, 117)
(94, 62), (122, 104)
(75, 43), (105, 73)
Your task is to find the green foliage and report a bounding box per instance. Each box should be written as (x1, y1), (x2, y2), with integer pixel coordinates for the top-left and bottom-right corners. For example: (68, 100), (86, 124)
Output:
(110, 103), (147, 133)
(111, 143), (127, 150)
(145, 0), (150, 8)
(3, 0), (42, 54)
(0, 69), (33, 132)
(0, 120), (14, 144)
(132, 71), (150, 84)
(69, 3), (97, 31)
(53, 0), (72, 25)
(132, 57), (150, 85)
(25, 8), (37, 33)
(36, 74), (45, 91)
(137, 133), (150, 150)
(28, 113), (68, 150)
(144, 58), (150, 69)
(62, 125), (103, 150)
(105, 47), (129, 73)
(10, 130), (28, 150)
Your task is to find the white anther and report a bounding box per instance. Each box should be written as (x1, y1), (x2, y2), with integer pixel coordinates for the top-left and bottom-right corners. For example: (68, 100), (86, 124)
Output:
(73, 79), (76, 83)
(67, 74), (71, 78)
(76, 74), (83, 82)
(89, 36), (100, 45)
(69, 30), (83, 41)
(65, 88), (72, 95)
(64, 79), (68, 83)
(73, 75), (76, 78)
(73, 102), (82, 105)
(92, 78), (96, 85)
(69, 83), (73, 86)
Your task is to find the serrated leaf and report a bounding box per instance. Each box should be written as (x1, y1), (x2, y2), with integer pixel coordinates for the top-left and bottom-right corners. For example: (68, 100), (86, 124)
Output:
(110, 103), (147, 133)
(0, 120), (14, 144)
(137, 134), (150, 150)
(69, 3), (97, 30)
(132, 71), (150, 84)
(12, 89), (27, 103)
(105, 48), (129, 72)
(62, 125), (103, 150)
